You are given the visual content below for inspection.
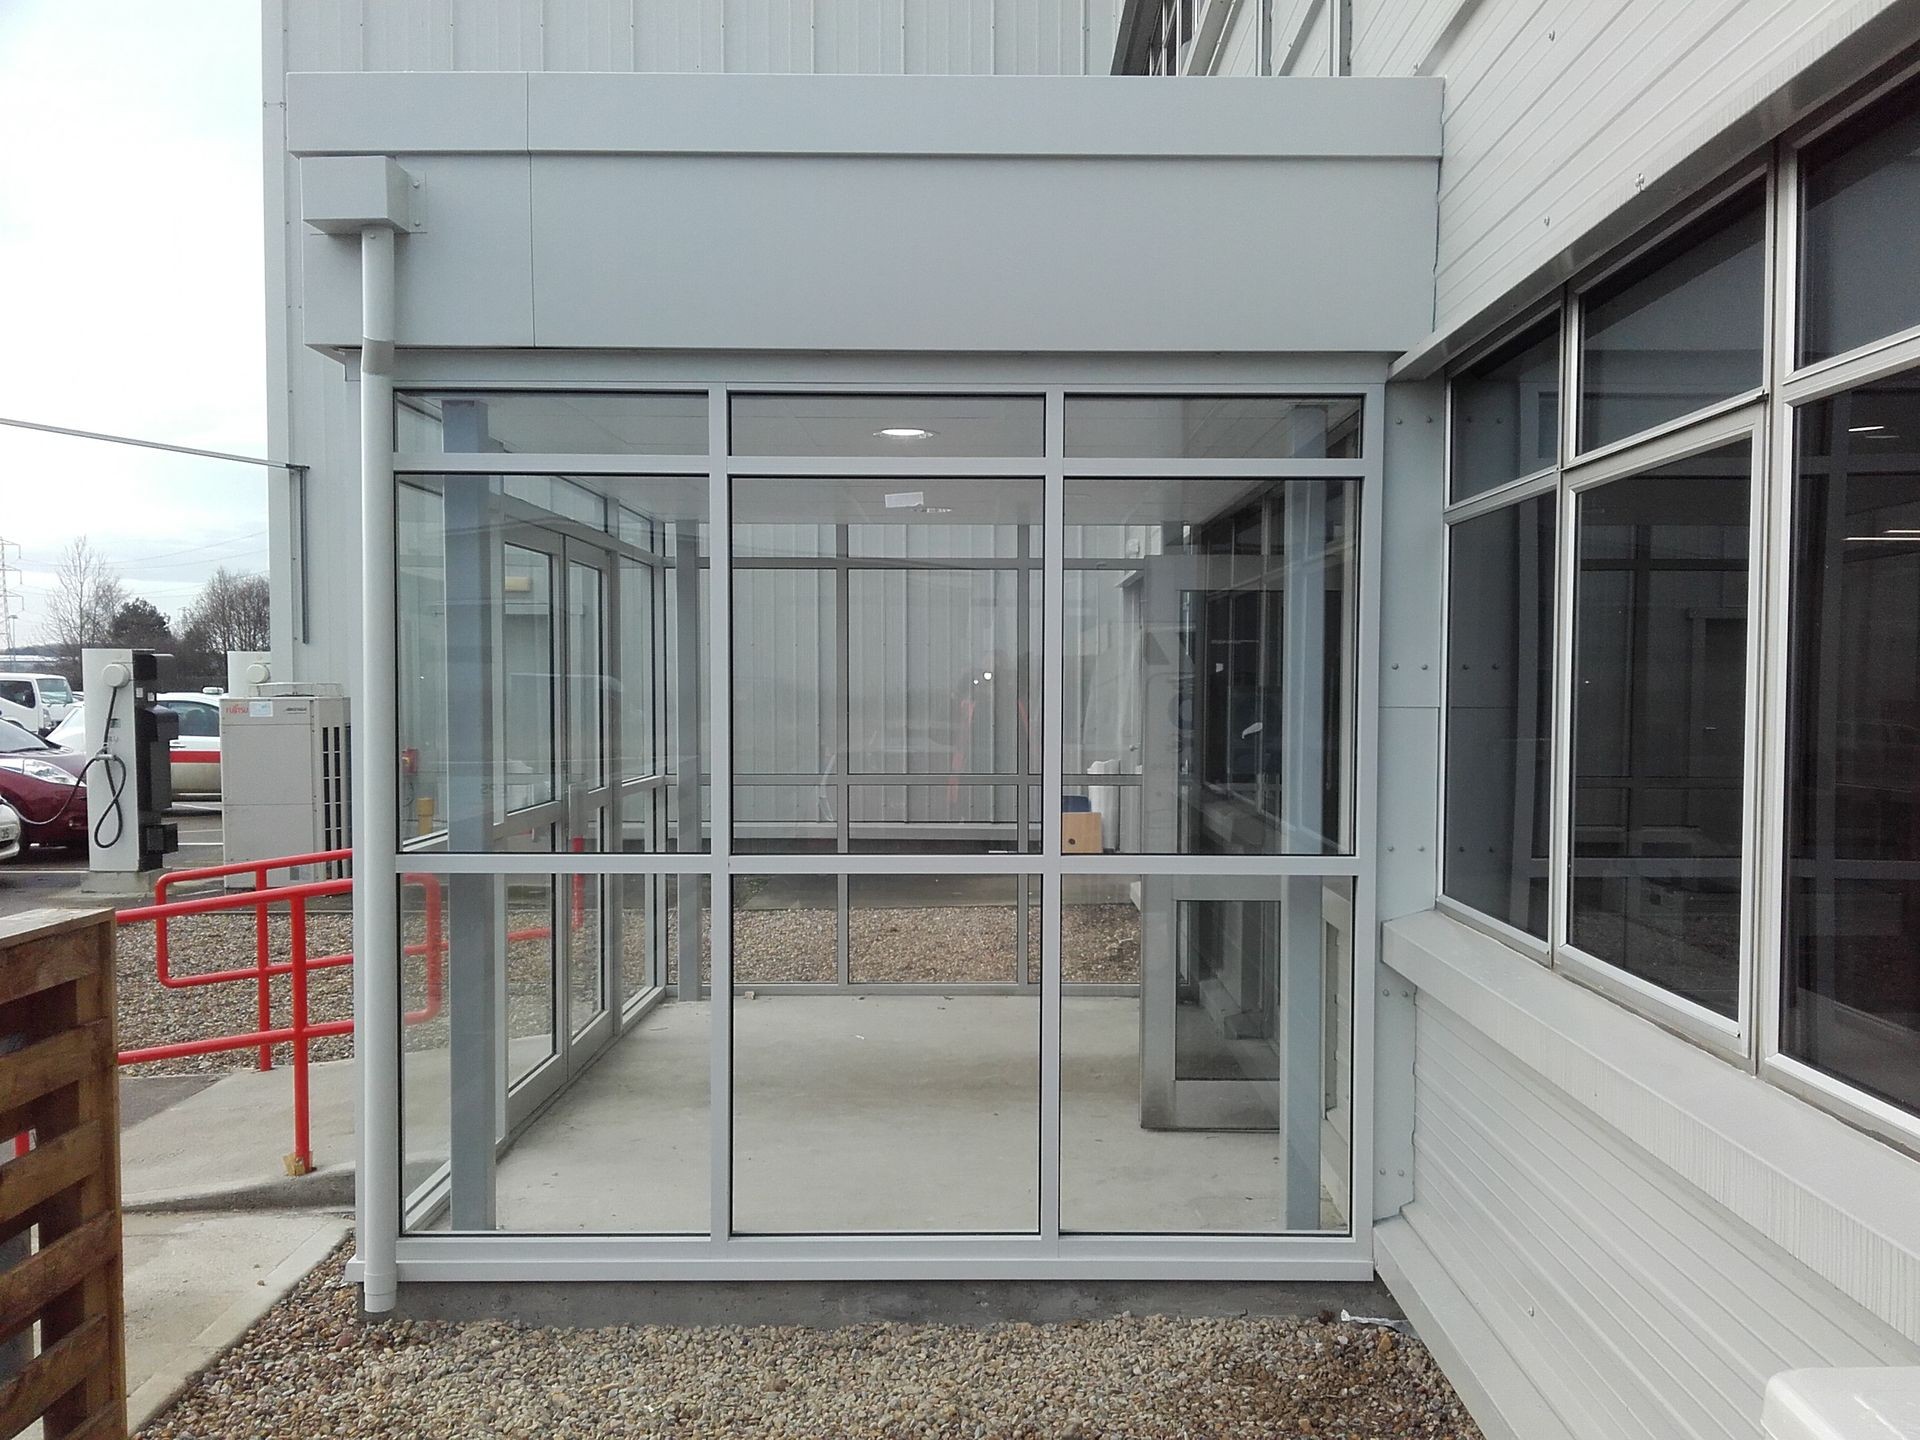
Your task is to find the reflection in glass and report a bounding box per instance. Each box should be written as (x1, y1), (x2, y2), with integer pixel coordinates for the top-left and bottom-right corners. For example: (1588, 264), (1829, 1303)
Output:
(1443, 496), (1556, 937)
(404, 874), (712, 1235)
(733, 478), (1041, 853)
(394, 474), (708, 853)
(396, 391), (708, 455)
(1065, 396), (1361, 459)
(1570, 445), (1751, 1014)
(733, 875), (1039, 1233)
(1065, 478), (1358, 855)
(1450, 320), (1560, 500)
(730, 393), (1044, 457)
(1579, 191), (1765, 452)
(733, 873), (837, 985)
(1060, 875), (1352, 1234)
(1784, 377), (1920, 1115)
(1801, 82), (1920, 365)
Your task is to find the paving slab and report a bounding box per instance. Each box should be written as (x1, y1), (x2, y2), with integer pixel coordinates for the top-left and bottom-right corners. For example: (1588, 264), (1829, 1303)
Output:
(120, 1057), (357, 1211)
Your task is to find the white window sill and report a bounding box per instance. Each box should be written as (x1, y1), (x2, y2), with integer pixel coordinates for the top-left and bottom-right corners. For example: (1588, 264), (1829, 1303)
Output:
(1382, 909), (1920, 1347)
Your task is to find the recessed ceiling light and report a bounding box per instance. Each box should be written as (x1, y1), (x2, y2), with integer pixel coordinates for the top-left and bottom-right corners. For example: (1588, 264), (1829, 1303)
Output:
(1849, 424), (1887, 434)
(875, 427), (934, 439)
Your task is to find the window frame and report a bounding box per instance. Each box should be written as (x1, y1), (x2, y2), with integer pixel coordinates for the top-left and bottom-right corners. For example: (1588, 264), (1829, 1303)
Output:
(1440, 65), (1920, 1156)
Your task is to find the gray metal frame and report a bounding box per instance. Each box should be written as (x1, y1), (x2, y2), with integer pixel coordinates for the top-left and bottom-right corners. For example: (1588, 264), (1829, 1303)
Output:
(1436, 59), (1920, 1156)
(360, 370), (1385, 1286)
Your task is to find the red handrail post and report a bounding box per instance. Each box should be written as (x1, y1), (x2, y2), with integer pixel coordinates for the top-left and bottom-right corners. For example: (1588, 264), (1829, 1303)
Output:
(287, 893), (312, 1176)
(254, 864), (273, 1072)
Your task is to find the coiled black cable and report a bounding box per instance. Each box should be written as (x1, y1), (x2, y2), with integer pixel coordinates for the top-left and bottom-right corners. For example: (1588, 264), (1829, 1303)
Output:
(7, 683), (128, 848)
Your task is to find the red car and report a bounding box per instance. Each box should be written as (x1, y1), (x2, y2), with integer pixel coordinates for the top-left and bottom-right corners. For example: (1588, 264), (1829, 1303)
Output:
(0, 719), (89, 851)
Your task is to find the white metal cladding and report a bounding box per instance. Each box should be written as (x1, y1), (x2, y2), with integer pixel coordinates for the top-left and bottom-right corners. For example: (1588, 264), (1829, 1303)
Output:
(280, 0), (1119, 76)
(1381, 915), (1920, 1440)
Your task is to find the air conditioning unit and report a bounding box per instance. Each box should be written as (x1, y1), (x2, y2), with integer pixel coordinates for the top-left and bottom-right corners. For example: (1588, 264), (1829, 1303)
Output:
(220, 686), (351, 886)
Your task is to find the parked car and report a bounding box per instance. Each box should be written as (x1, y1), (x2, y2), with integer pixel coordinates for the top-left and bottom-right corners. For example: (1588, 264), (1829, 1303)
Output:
(0, 672), (76, 737)
(0, 719), (88, 849)
(0, 799), (20, 863)
(157, 693), (223, 797)
(48, 694), (224, 799)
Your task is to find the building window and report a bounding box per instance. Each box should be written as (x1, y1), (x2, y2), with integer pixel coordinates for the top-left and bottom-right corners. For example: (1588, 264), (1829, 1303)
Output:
(1449, 318), (1560, 502)
(1577, 188), (1766, 454)
(1567, 443), (1751, 1018)
(1782, 371), (1920, 1114)
(1442, 494), (1556, 939)
(1800, 78), (1920, 368)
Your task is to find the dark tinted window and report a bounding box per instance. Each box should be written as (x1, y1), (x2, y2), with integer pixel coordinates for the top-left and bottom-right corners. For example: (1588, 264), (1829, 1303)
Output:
(1782, 372), (1920, 1113)
(163, 703), (220, 739)
(1569, 444), (1751, 1015)
(1450, 321), (1560, 500)
(1801, 83), (1920, 365)
(0, 681), (32, 708)
(1579, 192), (1766, 452)
(1443, 494), (1557, 937)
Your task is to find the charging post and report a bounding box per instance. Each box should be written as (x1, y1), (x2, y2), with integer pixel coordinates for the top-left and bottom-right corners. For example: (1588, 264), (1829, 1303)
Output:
(80, 647), (178, 893)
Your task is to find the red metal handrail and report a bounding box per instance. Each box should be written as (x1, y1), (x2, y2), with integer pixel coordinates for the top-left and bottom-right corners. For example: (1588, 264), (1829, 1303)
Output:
(115, 857), (449, 1175)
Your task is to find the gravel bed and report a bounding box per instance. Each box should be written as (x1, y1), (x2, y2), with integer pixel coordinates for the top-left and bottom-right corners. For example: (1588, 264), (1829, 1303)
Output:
(141, 1240), (1483, 1440)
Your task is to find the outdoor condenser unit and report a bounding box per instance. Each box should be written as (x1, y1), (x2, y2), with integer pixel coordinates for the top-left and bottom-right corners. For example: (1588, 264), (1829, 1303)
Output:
(220, 685), (351, 886)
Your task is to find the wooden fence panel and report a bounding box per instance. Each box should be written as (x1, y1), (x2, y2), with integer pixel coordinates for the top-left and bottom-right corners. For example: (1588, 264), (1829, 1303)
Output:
(0, 909), (126, 1440)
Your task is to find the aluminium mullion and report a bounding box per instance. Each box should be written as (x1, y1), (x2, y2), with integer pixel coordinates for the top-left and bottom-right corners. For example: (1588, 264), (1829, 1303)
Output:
(1441, 467), (1558, 527)
(1040, 388), (1066, 1253)
(1561, 403), (1765, 493)
(397, 452), (711, 476)
(730, 852), (1365, 877)
(1778, 324), (1920, 407)
(393, 851), (718, 876)
(1755, 146), (1800, 1070)
(706, 386), (733, 1252)
(727, 456), (1044, 478)
(1061, 458), (1360, 479)
(834, 523), (852, 988)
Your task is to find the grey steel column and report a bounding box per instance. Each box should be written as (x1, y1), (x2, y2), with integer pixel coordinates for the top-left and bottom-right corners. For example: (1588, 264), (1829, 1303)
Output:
(442, 399), (500, 1231)
(1279, 477), (1330, 1229)
(673, 521), (703, 1000)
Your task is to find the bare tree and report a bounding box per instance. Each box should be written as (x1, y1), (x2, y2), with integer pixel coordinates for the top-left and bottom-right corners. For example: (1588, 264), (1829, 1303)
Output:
(41, 537), (126, 653)
(179, 566), (271, 658)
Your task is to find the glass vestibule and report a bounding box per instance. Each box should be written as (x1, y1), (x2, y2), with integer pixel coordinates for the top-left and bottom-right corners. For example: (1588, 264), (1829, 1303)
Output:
(385, 386), (1374, 1263)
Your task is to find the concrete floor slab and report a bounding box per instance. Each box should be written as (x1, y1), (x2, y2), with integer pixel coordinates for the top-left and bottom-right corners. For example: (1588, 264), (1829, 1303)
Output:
(444, 994), (1343, 1236)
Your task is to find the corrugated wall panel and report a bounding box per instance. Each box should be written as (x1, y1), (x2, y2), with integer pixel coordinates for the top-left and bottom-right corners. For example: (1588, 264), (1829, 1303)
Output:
(288, 0), (1106, 74)
(1405, 988), (1920, 1440)
(1423, 0), (1898, 338)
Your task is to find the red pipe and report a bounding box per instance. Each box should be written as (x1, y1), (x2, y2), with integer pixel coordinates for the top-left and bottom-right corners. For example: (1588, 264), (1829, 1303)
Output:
(115, 856), (452, 1177)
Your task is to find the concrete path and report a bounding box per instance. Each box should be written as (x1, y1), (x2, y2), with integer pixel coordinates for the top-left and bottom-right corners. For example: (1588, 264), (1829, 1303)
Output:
(124, 1209), (350, 1432)
(121, 1060), (357, 1211)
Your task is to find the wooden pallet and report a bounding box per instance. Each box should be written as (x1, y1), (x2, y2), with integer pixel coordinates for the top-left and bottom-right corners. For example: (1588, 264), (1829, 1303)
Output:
(0, 910), (126, 1440)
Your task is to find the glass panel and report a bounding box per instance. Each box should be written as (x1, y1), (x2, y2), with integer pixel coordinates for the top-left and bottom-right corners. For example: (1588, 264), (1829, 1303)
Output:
(730, 393), (1044, 457)
(734, 873), (838, 985)
(847, 784), (1026, 854)
(733, 478), (1041, 844)
(1783, 376), (1920, 1114)
(566, 562), (605, 793)
(733, 785), (838, 855)
(1801, 83), (1920, 365)
(396, 391), (708, 455)
(1065, 395), (1362, 459)
(502, 545), (557, 817)
(848, 873), (1020, 983)
(405, 873), (712, 1234)
(1569, 443), (1751, 1016)
(1060, 875), (1352, 1234)
(567, 873), (606, 1037)
(733, 874), (1040, 1233)
(1578, 190), (1766, 452)
(1443, 494), (1556, 938)
(1449, 319), (1560, 500)
(1064, 477), (1359, 855)
(396, 475), (708, 852)
(846, 569), (1030, 774)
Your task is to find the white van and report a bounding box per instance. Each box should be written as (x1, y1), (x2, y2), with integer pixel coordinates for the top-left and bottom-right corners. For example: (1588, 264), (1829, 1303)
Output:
(0, 674), (75, 737)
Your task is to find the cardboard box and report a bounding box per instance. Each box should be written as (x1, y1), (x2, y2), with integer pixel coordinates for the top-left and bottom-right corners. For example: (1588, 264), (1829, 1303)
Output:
(1061, 811), (1104, 853)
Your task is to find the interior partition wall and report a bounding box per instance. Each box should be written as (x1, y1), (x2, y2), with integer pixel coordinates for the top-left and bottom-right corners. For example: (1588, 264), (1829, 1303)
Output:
(366, 376), (1384, 1282)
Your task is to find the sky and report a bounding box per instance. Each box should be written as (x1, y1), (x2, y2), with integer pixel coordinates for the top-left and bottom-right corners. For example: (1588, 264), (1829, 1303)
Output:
(0, 0), (268, 649)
